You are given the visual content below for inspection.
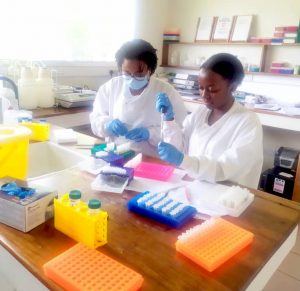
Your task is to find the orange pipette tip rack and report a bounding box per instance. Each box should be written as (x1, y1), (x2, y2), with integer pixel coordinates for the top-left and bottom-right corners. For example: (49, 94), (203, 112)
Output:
(43, 243), (144, 291)
(175, 217), (254, 272)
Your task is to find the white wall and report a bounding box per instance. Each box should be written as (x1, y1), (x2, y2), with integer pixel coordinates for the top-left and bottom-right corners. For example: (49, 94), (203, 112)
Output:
(135, 0), (171, 65)
(167, 0), (300, 41)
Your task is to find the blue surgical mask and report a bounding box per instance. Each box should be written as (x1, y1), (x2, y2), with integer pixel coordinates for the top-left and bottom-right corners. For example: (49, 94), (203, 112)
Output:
(123, 74), (149, 91)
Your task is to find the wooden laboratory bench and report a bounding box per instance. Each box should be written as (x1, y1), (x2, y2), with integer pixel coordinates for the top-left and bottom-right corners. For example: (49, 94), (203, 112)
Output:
(0, 134), (299, 291)
(32, 105), (92, 119)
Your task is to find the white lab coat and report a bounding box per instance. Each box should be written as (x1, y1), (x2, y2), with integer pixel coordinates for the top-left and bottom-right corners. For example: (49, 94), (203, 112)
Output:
(163, 101), (263, 188)
(90, 76), (187, 156)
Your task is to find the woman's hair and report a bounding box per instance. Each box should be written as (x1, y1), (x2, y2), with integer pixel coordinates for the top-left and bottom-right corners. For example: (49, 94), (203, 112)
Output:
(115, 39), (158, 75)
(201, 53), (245, 84)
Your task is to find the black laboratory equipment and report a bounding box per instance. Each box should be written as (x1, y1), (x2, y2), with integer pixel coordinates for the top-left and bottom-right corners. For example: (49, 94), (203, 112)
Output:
(260, 147), (299, 200)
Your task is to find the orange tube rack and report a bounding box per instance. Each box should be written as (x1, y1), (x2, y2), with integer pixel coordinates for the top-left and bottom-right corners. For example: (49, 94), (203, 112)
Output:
(176, 217), (254, 272)
(44, 243), (144, 291)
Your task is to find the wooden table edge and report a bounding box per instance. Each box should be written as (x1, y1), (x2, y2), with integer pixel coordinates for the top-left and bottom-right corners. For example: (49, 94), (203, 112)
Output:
(253, 189), (300, 212)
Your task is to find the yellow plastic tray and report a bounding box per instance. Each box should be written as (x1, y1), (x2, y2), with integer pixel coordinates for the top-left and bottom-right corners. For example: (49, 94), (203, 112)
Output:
(54, 194), (108, 248)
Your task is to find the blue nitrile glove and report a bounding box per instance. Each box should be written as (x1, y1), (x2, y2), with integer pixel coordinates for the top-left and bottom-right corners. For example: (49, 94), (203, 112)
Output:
(1, 182), (35, 199)
(157, 141), (184, 166)
(105, 119), (128, 137)
(156, 92), (174, 121)
(125, 127), (150, 142)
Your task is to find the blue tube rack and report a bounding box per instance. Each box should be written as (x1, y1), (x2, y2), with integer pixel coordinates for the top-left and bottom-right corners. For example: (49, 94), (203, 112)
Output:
(127, 191), (197, 228)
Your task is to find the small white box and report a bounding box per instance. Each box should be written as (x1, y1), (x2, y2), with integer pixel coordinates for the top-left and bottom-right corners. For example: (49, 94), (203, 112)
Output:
(52, 129), (77, 144)
(0, 179), (57, 232)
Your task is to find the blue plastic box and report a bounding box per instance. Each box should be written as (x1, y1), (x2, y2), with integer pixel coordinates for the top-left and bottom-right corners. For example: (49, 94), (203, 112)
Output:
(127, 191), (197, 228)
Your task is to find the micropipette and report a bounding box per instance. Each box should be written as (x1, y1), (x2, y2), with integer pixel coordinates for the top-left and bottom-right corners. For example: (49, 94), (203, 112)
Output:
(160, 105), (167, 141)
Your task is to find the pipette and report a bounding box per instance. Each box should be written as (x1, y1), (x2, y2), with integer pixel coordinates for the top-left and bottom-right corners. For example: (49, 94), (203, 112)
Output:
(160, 105), (167, 141)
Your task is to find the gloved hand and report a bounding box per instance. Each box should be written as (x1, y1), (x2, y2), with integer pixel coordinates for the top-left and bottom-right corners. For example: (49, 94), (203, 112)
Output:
(156, 92), (174, 121)
(125, 127), (150, 142)
(105, 119), (128, 137)
(157, 141), (184, 166)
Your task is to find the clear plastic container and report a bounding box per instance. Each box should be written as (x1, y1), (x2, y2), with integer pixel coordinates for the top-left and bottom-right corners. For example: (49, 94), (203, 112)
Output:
(18, 67), (38, 110)
(115, 142), (131, 154)
(36, 68), (54, 108)
(170, 51), (179, 66)
(69, 190), (82, 206)
(180, 52), (188, 66)
(31, 65), (39, 79)
(91, 173), (129, 194)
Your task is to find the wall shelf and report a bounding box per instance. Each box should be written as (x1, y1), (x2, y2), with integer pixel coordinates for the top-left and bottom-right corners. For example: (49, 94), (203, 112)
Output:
(167, 41), (265, 46)
(161, 65), (300, 78)
(163, 41), (300, 47)
(161, 42), (300, 77)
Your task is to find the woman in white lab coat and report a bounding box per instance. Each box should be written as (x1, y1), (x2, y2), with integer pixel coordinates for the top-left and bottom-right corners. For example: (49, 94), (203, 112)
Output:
(156, 53), (263, 188)
(90, 39), (187, 156)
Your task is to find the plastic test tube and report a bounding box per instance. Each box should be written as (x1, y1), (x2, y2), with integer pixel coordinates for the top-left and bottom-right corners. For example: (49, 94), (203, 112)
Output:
(69, 190), (82, 206)
(115, 142), (131, 154)
(106, 142), (116, 152)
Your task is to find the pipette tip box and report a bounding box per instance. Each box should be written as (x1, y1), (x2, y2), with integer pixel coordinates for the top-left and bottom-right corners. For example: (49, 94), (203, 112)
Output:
(44, 243), (144, 291)
(176, 217), (254, 272)
(127, 191), (197, 228)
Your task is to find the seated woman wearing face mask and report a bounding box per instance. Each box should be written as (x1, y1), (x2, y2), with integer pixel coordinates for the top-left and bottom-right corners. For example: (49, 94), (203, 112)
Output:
(156, 53), (263, 188)
(90, 39), (187, 156)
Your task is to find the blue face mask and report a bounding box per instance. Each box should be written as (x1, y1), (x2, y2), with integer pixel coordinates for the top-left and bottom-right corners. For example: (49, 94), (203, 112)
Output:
(123, 74), (149, 91)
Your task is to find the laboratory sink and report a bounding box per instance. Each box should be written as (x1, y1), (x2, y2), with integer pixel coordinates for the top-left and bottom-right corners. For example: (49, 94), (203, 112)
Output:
(27, 141), (87, 180)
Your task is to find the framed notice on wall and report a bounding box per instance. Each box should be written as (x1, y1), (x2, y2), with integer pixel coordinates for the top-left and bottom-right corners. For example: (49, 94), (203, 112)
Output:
(231, 15), (253, 42)
(212, 16), (234, 42)
(195, 17), (216, 42)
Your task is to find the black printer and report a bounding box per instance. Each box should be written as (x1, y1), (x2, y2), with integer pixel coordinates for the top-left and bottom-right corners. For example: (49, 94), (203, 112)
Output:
(260, 147), (299, 200)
